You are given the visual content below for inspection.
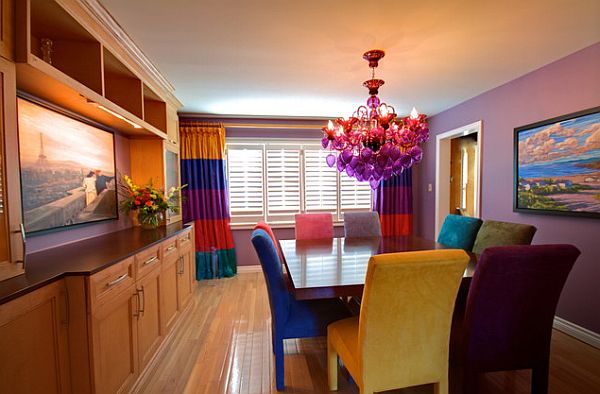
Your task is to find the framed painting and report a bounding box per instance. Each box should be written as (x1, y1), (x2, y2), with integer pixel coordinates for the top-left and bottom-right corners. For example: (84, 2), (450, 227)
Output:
(514, 106), (600, 218)
(17, 94), (118, 234)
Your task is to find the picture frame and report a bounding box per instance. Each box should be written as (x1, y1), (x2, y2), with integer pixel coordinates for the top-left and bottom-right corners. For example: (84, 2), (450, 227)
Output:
(514, 106), (600, 219)
(17, 93), (119, 234)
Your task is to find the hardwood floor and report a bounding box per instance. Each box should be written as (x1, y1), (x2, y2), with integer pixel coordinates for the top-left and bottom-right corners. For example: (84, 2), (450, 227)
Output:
(135, 272), (600, 394)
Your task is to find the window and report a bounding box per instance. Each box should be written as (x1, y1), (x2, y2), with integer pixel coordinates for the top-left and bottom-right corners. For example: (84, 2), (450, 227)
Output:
(226, 139), (372, 225)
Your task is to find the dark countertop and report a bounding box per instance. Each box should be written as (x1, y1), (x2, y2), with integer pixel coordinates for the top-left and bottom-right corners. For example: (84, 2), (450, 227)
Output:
(0, 222), (192, 305)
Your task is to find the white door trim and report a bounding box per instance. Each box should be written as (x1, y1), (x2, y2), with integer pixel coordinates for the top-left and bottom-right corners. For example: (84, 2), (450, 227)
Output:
(435, 121), (483, 237)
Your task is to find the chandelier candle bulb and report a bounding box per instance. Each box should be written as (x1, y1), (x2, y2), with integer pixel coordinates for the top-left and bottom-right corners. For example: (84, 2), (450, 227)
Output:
(321, 49), (430, 189)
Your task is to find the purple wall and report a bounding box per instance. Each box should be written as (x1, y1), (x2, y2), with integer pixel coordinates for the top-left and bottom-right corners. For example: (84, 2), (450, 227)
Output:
(27, 133), (133, 253)
(414, 42), (600, 333)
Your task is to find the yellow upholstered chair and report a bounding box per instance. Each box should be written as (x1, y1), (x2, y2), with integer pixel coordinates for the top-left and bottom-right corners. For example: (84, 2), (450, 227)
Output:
(327, 249), (469, 394)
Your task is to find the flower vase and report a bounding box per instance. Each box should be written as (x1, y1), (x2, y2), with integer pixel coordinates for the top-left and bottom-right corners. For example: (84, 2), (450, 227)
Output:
(137, 211), (164, 230)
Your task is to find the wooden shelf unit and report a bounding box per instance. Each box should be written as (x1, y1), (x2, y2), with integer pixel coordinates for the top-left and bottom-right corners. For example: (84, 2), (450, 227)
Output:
(15, 0), (171, 139)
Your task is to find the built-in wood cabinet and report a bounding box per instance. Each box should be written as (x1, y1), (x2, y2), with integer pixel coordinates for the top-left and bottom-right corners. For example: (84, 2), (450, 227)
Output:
(0, 55), (24, 282)
(0, 279), (71, 393)
(0, 0), (15, 61)
(86, 227), (195, 393)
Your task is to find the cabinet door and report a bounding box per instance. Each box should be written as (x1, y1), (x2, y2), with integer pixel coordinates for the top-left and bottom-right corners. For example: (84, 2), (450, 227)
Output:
(161, 240), (179, 332)
(0, 0), (14, 61)
(0, 55), (24, 281)
(0, 280), (70, 393)
(90, 285), (139, 394)
(137, 265), (163, 370)
(177, 244), (194, 309)
(164, 141), (181, 224)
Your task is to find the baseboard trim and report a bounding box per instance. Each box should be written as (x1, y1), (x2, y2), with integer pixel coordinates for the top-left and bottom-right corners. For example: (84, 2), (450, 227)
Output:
(553, 316), (600, 349)
(237, 265), (262, 273)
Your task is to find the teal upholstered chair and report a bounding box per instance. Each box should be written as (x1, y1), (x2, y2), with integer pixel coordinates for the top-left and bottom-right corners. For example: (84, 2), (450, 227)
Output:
(472, 219), (537, 255)
(437, 214), (483, 250)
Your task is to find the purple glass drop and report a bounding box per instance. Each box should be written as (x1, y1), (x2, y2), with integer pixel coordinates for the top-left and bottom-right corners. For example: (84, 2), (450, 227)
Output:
(389, 145), (401, 161)
(360, 148), (373, 161)
(392, 159), (403, 174)
(337, 159), (346, 172)
(321, 137), (329, 149)
(326, 154), (336, 167)
(383, 168), (393, 180)
(369, 178), (380, 190)
(377, 154), (389, 168)
(409, 146), (424, 162)
(367, 96), (380, 108)
(349, 156), (359, 169)
(346, 167), (355, 177)
(341, 149), (353, 164)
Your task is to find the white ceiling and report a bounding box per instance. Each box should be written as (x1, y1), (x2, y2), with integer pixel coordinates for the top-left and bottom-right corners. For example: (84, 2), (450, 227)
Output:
(100, 0), (600, 118)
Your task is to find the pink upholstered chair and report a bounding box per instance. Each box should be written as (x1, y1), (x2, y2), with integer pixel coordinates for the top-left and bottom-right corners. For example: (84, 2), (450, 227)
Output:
(294, 213), (334, 240)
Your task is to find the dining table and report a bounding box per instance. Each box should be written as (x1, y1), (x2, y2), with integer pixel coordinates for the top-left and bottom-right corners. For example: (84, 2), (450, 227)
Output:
(279, 235), (477, 300)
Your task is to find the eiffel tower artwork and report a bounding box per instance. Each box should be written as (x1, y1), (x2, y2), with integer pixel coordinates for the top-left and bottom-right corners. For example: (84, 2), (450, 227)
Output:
(36, 133), (48, 167)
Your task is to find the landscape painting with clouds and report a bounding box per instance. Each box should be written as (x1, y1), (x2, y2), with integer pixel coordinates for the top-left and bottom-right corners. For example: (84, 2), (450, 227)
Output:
(516, 108), (600, 217)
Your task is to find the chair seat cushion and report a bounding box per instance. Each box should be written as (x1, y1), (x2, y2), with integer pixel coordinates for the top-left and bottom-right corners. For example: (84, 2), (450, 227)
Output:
(328, 316), (361, 385)
(283, 298), (351, 339)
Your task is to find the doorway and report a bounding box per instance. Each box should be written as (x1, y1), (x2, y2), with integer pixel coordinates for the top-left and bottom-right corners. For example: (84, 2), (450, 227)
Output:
(435, 121), (482, 237)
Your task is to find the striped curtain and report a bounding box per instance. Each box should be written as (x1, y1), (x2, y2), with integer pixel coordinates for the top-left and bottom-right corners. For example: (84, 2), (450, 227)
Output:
(374, 168), (413, 236)
(180, 121), (236, 279)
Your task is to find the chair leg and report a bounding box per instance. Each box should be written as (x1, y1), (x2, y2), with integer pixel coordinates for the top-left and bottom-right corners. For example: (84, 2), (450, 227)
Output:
(433, 378), (449, 394)
(274, 338), (285, 391)
(327, 340), (338, 391)
(532, 361), (549, 394)
(463, 369), (478, 394)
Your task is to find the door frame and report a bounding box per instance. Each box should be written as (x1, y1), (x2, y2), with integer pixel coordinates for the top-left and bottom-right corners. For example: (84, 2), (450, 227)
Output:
(435, 121), (482, 237)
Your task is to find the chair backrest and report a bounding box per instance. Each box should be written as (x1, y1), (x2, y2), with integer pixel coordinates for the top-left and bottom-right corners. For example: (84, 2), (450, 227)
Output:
(358, 249), (469, 389)
(472, 219), (536, 255)
(253, 221), (283, 261)
(251, 229), (291, 327)
(462, 245), (579, 370)
(343, 211), (382, 237)
(295, 213), (333, 240)
(437, 214), (482, 250)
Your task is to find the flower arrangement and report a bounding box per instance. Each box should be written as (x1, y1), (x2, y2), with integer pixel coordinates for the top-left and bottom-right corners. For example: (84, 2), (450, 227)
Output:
(119, 175), (186, 229)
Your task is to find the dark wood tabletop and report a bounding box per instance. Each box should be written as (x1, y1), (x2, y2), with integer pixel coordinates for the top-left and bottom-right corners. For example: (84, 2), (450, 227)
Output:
(279, 235), (477, 300)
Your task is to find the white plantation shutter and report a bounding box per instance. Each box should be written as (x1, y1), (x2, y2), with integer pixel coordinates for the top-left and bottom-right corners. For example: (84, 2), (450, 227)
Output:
(266, 147), (301, 220)
(227, 146), (264, 223)
(225, 139), (372, 225)
(341, 174), (372, 211)
(304, 148), (337, 211)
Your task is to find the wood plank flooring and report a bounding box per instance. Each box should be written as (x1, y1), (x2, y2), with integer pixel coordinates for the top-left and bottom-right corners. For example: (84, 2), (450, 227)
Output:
(135, 272), (600, 394)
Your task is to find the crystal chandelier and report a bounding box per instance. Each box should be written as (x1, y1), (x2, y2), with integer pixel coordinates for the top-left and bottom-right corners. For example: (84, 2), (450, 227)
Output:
(321, 49), (429, 189)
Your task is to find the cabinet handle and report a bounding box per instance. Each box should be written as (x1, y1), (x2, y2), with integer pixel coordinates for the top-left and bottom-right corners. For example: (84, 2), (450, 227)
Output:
(138, 286), (145, 315)
(177, 256), (184, 275)
(180, 236), (190, 243)
(106, 273), (128, 288)
(166, 244), (176, 252)
(143, 256), (159, 266)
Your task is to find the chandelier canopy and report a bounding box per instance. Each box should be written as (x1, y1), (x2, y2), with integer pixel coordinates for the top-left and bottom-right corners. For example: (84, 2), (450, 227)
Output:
(321, 49), (429, 189)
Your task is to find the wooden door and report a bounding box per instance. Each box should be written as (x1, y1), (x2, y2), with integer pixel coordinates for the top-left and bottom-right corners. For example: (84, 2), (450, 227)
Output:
(137, 265), (163, 370)
(90, 284), (139, 394)
(161, 239), (179, 332)
(0, 55), (23, 281)
(0, 280), (71, 393)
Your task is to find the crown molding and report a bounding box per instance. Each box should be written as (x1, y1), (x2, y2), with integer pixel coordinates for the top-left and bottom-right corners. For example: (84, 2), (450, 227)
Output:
(76, 0), (183, 108)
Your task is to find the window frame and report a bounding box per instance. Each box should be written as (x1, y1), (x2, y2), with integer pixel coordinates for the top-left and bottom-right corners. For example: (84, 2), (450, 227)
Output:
(225, 138), (373, 228)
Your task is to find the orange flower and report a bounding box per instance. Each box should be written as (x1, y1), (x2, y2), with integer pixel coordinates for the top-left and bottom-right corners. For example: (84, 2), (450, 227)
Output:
(145, 201), (153, 207)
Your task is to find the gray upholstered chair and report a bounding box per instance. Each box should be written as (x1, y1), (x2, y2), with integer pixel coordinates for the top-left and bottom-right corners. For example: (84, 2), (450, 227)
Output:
(343, 211), (382, 237)
(472, 219), (537, 255)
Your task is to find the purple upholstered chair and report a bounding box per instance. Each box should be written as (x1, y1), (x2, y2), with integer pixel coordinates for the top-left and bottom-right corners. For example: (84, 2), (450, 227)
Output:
(251, 229), (351, 391)
(451, 244), (580, 394)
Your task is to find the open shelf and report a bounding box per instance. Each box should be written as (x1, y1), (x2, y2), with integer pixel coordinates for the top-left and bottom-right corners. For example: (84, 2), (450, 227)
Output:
(15, 0), (170, 138)
(104, 49), (144, 120)
(143, 84), (167, 132)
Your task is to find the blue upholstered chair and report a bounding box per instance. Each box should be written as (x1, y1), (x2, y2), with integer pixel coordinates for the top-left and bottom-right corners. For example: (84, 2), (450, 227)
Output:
(343, 211), (382, 237)
(437, 214), (483, 250)
(251, 229), (351, 391)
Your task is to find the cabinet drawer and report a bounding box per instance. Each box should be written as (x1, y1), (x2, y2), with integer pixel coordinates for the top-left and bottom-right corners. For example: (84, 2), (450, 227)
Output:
(90, 257), (135, 304)
(135, 245), (161, 279)
(162, 238), (178, 260)
(178, 230), (193, 251)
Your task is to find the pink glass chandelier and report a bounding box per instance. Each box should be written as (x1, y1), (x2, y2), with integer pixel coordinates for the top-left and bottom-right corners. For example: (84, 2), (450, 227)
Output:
(321, 49), (429, 189)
